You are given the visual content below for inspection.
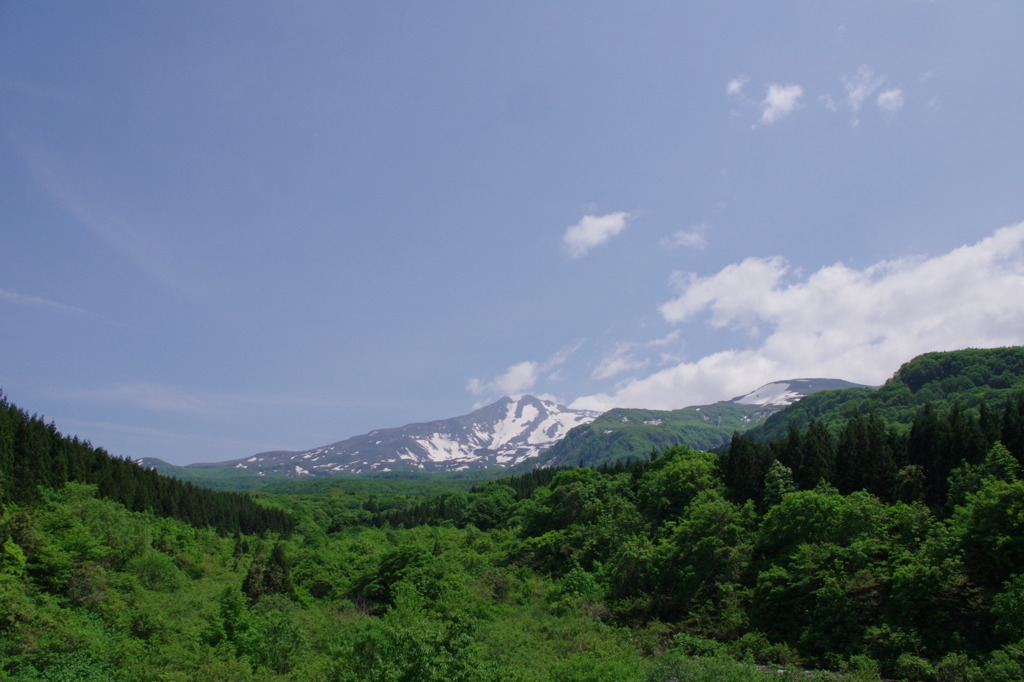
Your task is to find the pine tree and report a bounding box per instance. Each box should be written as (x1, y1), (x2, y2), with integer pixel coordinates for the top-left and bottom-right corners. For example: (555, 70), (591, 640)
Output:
(797, 420), (835, 490)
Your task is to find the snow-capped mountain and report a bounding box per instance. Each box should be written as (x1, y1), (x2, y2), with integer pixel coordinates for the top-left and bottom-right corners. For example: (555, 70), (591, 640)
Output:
(216, 395), (600, 476)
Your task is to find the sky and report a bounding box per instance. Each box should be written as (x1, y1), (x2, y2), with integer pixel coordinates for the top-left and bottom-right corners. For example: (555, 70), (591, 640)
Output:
(2, 2), (1024, 466)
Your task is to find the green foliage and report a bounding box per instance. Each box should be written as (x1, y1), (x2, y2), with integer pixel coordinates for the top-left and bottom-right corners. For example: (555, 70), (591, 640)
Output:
(761, 459), (796, 509)
(6, 357), (1024, 679)
(754, 347), (1024, 442)
(333, 607), (491, 682)
(544, 402), (786, 469)
(0, 392), (294, 535)
(952, 477), (1024, 588)
(242, 541), (294, 604)
(992, 574), (1024, 644)
(637, 447), (721, 523)
(983, 640), (1024, 681)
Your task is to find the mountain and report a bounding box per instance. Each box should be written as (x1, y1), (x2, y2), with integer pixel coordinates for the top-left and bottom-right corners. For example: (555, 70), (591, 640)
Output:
(150, 379), (868, 482)
(196, 395), (600, 476)
(538, 378), (872, 468)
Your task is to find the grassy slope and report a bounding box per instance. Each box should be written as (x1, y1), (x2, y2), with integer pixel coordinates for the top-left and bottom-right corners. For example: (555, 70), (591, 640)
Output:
(541, 403), (779, 468)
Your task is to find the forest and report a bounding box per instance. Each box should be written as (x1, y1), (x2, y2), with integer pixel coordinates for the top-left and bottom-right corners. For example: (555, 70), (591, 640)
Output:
(4, 348), (1024, 680)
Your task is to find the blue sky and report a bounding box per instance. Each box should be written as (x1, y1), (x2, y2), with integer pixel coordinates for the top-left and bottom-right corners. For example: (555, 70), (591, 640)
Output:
(3, 2), (1023, 465)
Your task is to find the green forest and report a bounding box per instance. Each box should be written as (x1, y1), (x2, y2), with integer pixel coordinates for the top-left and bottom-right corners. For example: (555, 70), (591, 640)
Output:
(5, 348), (1024, 680)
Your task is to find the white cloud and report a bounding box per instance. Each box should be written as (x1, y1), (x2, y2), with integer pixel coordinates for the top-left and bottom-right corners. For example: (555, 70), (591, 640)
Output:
(760, 84), (803, 125)
(467, 361), (539, 396)
(726, 76), (748, 97)
(877, 89), (905, 114)
(659, 256), (789, 328)
(468, 342), (582, 398)
(662, 224), (709, 249)
(728, 78), (804, 126)
(571, 222), (1024, 412)
(563, 212), (631, 258)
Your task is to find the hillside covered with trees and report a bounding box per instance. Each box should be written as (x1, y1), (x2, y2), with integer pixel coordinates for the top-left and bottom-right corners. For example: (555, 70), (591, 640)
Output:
(0, 393), (293, 536)
(4, 348), (1024, 680)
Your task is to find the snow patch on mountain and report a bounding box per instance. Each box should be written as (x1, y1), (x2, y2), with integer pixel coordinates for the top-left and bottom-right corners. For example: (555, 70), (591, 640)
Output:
(732, 381), (804, 406)
(728, 378), (872, 407)
(219, 395), (599, 475)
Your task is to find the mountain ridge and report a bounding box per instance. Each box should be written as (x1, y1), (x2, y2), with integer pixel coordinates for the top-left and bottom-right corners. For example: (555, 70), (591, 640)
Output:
(157, 378), (866, 478)
(746, 346), (1024, 442)
(540, 378), (872, 468)
(196, 395), (599, 476)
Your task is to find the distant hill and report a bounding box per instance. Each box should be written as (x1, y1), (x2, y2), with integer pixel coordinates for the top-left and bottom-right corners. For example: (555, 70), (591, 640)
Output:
(747, 346), (1024, 442)
(0, 392), (293, 534)
(539, 379), (871, 468)
(135, 457), (287, 491)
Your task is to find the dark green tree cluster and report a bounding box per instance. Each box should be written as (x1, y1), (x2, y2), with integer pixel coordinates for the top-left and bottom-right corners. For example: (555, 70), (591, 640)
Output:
(0, 392), (292, 535)
(721, 395), (1024, 511)
(367, 466), (576, 529)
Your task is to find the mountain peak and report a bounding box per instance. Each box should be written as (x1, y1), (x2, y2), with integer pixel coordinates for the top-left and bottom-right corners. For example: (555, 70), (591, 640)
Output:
(215, 395), (599, 476)
(728, 378), (873, 406)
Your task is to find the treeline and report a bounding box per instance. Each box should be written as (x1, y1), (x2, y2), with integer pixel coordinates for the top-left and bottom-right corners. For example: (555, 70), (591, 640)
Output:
(752, 346), (1024, 441)
(721, 394), (1024, 510)
(0, 392), (293, 535)
(366, 465), (568, 529)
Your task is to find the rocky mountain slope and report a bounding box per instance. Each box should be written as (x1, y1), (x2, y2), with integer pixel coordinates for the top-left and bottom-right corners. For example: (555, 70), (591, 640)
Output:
(196, 395), (599, 475)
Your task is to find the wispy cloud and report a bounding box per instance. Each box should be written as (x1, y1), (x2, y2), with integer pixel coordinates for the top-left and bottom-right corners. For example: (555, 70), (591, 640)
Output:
(50, 381), (358, 415)
(563, 212), (631, 258)
(20, 145), (203, 296)
(591, 332), (684, 382)
(0, 288), (88, 316)
(843, 65), (885, 123)
(572, 222), (1024, 412)
(760, 84), (803, 125)
(53, 382), (227, 414)
(661, 223), (709, 250)
(824, 65), (904, 125)
(467, 342), (582, 399)
(55, 417), (297, 464)
(592, 344), (650, 381)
